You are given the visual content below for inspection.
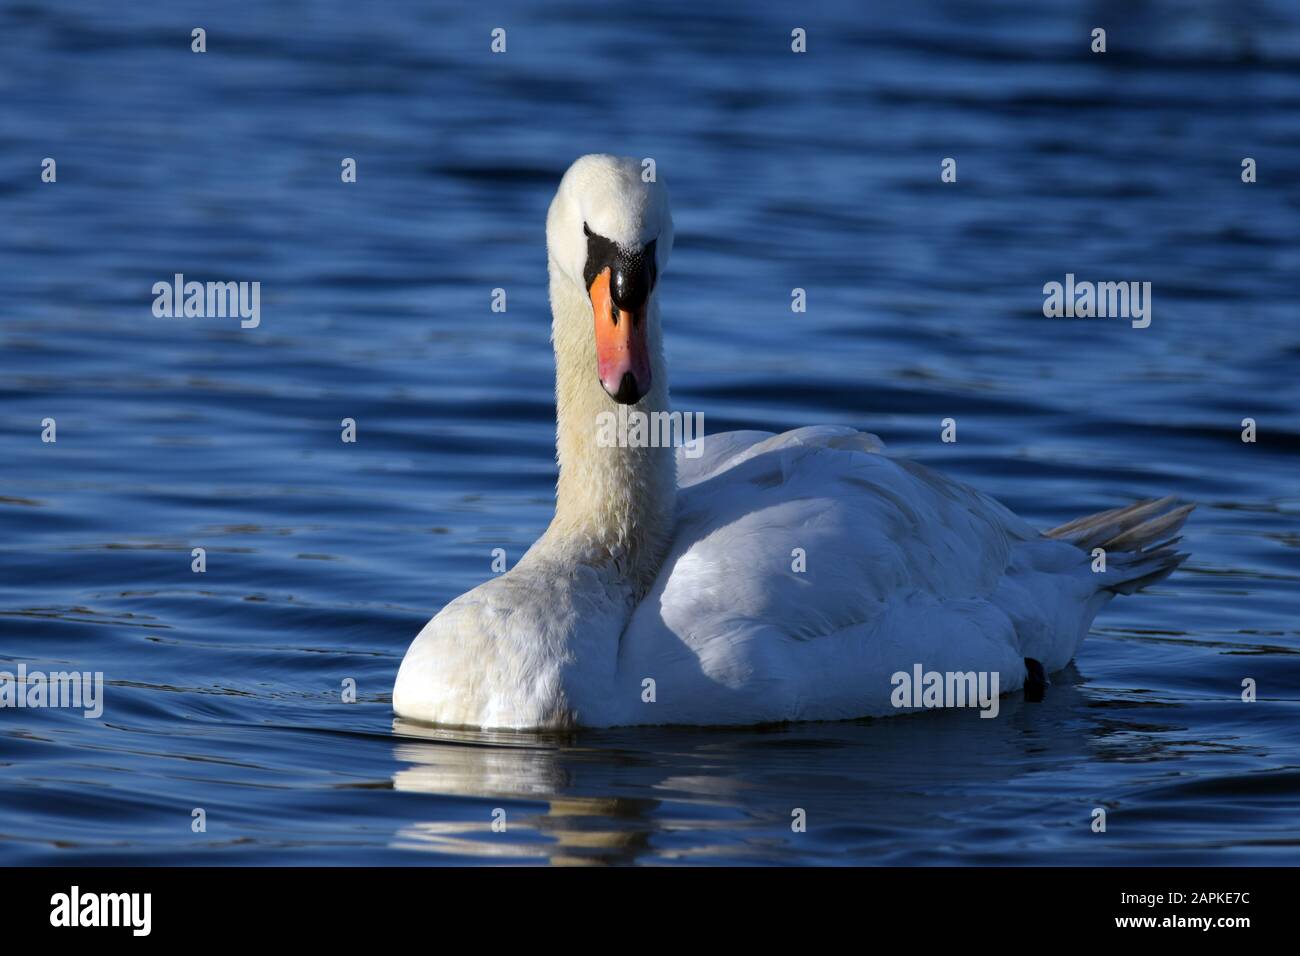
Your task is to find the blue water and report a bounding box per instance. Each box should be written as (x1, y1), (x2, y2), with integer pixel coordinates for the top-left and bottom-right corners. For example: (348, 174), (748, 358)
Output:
(2, 0), (1298, 865)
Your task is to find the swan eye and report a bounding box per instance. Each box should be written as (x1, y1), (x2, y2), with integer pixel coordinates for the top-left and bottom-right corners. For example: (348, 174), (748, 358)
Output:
(583, 225), (618, 292)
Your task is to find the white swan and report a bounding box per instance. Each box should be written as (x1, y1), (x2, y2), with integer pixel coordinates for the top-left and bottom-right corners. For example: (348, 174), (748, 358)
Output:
(393, 154), (1192, 730)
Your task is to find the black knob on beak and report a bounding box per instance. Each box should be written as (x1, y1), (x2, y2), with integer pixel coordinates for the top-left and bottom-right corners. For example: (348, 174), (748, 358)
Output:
(611, 239), (657, 313)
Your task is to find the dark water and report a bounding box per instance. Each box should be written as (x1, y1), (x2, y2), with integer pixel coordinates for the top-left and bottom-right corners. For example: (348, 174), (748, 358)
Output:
(2, 0), (1298, 865)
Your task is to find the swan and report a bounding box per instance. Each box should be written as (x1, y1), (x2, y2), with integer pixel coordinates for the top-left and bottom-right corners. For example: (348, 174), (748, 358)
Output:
(393, 154), (1193, 730)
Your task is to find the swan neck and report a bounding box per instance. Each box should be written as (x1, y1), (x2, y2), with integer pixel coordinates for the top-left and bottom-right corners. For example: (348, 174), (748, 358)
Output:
(546, 270), (676, 589)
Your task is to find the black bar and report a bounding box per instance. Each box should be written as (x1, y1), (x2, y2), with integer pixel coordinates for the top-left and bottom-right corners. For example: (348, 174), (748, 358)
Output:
(1, 866), (1285, 940)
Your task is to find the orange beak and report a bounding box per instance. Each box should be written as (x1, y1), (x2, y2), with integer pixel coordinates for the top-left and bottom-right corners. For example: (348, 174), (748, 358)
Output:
(589, 267), (651, 404)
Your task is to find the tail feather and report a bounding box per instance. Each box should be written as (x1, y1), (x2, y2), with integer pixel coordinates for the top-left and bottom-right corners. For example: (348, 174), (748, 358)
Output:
(1046, 497), (1194, 594)
(1104, 504), (1196, 552)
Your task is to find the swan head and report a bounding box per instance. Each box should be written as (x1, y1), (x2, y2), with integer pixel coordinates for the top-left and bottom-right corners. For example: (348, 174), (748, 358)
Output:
(547, 154), (674, 405)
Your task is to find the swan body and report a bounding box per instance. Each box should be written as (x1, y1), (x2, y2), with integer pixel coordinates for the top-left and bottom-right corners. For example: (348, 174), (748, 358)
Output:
(392, 155), (1191, 730)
